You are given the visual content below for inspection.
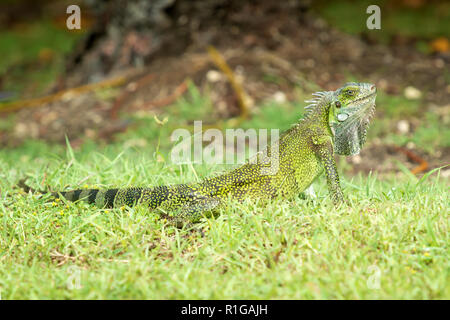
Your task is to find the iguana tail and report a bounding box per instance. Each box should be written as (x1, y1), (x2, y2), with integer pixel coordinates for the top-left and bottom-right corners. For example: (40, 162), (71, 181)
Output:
(19, 180), (221, 224)
(18, 179), (170, 209)
(57, 186), (176, 209)
(53, 188), (119, 208)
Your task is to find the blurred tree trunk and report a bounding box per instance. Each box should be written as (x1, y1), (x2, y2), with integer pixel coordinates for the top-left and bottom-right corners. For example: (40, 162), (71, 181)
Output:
(64, 0), (311, 86)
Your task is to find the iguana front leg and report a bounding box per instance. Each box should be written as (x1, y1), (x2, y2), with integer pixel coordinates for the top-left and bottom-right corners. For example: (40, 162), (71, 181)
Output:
(312, 135), (345, 205)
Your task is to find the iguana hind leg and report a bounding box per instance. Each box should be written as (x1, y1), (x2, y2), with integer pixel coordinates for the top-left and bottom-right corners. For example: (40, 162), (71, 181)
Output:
(157, 196), (222, 228)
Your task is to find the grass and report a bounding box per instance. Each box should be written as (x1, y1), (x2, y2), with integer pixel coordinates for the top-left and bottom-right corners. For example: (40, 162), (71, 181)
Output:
(0, 87), (448, 299)
(0, 142), (448, 299)
(0, 2), (448, 300)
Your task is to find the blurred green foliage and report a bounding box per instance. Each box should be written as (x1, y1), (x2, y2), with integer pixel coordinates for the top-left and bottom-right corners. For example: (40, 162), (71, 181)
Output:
(0, 20), (82, 97)
(313, 0), (449, 47)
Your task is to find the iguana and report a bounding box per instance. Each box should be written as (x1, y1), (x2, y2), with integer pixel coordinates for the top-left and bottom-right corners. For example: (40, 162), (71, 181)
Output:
(22, 82), (376, 225)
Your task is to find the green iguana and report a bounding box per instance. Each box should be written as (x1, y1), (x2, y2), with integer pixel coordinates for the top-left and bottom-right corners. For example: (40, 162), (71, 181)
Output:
(22, 82), (376, 225)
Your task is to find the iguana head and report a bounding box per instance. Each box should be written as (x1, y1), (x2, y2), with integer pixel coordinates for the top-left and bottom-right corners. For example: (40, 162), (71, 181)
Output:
(329, 82), (377, 155)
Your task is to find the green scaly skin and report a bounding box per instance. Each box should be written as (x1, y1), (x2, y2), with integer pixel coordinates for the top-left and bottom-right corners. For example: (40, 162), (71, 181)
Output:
(41, 82), (377, 225)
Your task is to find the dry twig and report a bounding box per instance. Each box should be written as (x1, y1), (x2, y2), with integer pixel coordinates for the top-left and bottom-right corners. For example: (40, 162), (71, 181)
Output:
(208, 46), (250, 120)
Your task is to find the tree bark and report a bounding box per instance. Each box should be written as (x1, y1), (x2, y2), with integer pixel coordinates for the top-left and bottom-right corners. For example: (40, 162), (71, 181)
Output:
(64, 0), (311, 86)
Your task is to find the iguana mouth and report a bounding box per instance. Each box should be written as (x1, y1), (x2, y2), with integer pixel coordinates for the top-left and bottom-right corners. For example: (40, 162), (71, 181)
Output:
(352, 91), (377, 104)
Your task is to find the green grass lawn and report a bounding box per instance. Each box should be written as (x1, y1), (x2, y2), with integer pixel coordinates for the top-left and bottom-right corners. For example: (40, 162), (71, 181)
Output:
(0, 109), (448, 299)
(0, 2), (448, 299)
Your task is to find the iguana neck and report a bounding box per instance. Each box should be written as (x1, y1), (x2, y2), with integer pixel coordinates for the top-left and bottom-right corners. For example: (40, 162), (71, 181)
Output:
(303, 92), (334, 135)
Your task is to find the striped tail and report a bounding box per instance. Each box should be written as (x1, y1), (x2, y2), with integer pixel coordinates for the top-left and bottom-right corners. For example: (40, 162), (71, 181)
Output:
(20, 180), (221, 222)
(20, 179), (210, 213)
(54, 188), (118, 208)
(53, 186), (171, 209)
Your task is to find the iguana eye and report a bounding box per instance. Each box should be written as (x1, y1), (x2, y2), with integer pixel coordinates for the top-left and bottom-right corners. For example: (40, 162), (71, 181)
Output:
(346, 90), (354, 96)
